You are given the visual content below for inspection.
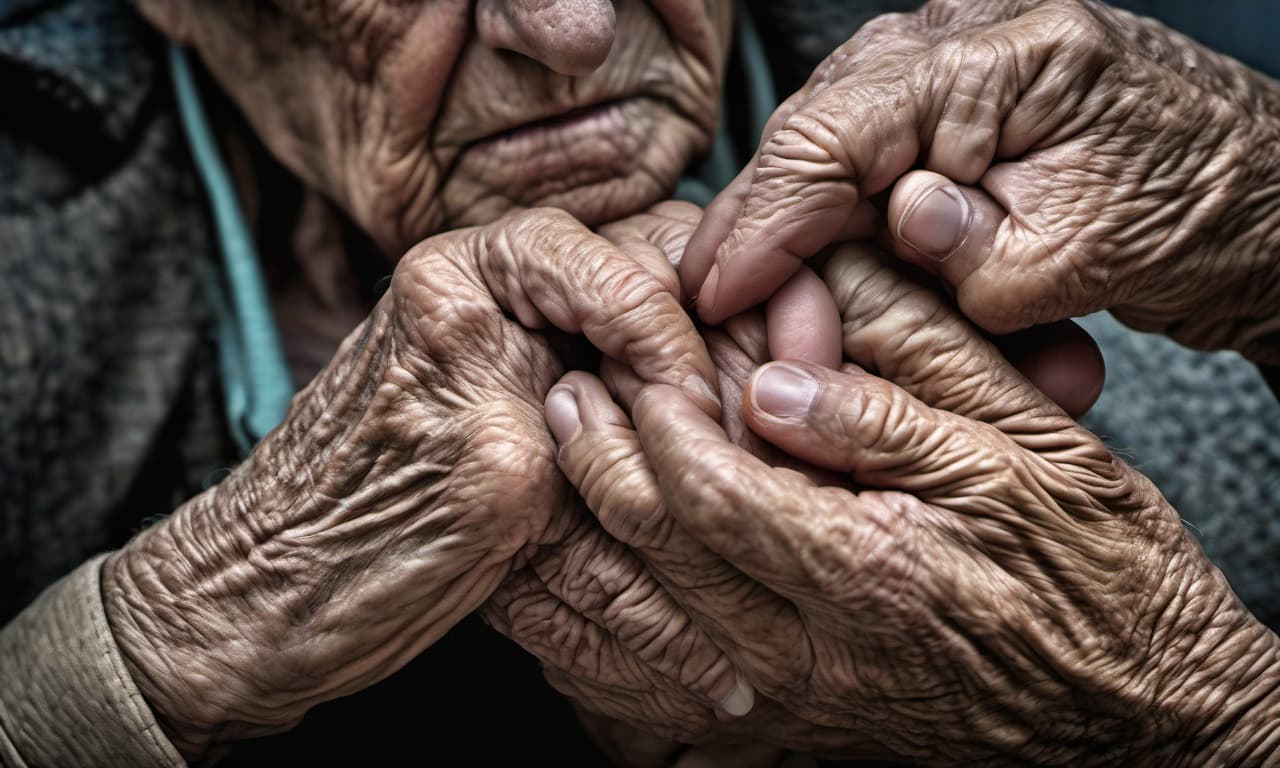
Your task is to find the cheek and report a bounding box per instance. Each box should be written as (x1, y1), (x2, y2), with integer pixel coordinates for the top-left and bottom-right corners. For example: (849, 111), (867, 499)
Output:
(346, 5), (476, 252)
(376, 7), (472, 139)
(649, 0), (734, 69)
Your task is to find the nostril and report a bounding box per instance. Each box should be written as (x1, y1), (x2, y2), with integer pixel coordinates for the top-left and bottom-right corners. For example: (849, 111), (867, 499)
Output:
(477, 0), (617, 76)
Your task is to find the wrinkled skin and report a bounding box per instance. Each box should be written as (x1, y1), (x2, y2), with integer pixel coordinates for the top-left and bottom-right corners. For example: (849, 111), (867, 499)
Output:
(100, 208), (746, 761)
(684, 0), (1280, 363)
(486, 203), (1105, 763)
(106, 1), (744, 760)
(484, 203), (857, 761)
(537, 236), (1280, 764)
(134, 0), (732, 255)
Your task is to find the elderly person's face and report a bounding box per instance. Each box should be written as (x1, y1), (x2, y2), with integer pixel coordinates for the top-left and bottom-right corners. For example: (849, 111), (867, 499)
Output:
(139, 0), (733, 253)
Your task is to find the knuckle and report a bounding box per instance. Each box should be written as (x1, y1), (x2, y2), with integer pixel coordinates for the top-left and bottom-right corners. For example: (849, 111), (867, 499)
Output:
(858, 12), (912, 43)
(1035, 0), (1112, 60)
(510, 205), (579, 235)
(389, 244), (443, 306)
(459, 401), (562, 548)
(764, 110), (847, 175)
(679, 448), (755, 525)
(587, 257), (666, 315)
(582, 448), (667, 547)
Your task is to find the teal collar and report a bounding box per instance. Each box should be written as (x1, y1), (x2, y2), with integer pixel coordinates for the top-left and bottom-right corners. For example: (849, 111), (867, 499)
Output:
(170, 44), (295, 455)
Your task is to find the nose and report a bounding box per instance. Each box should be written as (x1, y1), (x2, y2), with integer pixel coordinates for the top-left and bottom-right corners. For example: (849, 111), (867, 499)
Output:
(475, 0), (617, 76)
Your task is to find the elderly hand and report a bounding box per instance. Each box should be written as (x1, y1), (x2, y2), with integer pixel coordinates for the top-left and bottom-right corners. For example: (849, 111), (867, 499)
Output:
(548, 242), (1280, 764)
(491, 203), (1104, 759)
(97, 207), (743, 761)
(484, 202), (857, 757)
(683, 0), (1280, 363)
(493, 303), (867, 757)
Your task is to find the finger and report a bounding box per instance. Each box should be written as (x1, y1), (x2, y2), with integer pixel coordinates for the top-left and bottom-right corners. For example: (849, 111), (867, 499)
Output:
(630, 383), (878, 598)
(743, 362), (938, 477)
(599, 335), (840, 486)
(598, 356), (644, 416)
(764, 266), (842, 369)
(487, 570), (721, 741)
(679, 26), (908, 302)
(992, 321), (1106, 419)
(599, 200), (703, 275)
(688, 74), (925, 324)
(546, 373), (812, 695)
(682, 161), (755, 303)
(687, 12), (1076, 325)
(485, 565), (663, 691)
(823, 243), (1100, 425)
(887, 164), (1110, 335)
(603, 235), (683, 303)
(742, 361), (1043, 501)
(525, 510), (755, 716)
(888, 168), (1055, 333)
(408, 207), (720, 415)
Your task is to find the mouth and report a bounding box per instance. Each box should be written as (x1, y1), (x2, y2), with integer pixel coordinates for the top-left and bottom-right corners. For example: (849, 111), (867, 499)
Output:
(464, 97), (638, 152)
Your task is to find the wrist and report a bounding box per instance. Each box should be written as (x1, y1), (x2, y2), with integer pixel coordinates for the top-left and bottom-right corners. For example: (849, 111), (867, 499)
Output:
(1142, 554), (1280, 767)
(1219, 119), (1280, 364)
(102, 529), (223, 761)
(1175, 622), (1280, 765)
(101, 486), (295, 762)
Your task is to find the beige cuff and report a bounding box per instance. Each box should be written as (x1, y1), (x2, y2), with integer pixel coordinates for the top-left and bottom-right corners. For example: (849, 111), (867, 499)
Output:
(0, 554), (185, 767)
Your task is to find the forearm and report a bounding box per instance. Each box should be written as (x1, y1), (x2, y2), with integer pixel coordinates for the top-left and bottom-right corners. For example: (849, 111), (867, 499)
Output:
(0, 556), (184, 768)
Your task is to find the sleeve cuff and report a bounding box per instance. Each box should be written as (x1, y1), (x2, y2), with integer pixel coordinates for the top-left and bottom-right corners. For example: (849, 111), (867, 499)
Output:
(0, 554), (186, 767)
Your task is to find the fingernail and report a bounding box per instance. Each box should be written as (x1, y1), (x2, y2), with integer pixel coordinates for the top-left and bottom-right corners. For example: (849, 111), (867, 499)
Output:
(751, 363), (818, 419)
(719, 679), (755, 717)
(545, 388), (580, 444)
(696, 264), (721, 316)
(897, 184), (970, 260)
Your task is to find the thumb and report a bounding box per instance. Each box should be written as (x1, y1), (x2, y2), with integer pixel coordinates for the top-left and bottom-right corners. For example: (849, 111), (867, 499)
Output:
(742, 361), (955, 487)
(888, 169), (1083, 334)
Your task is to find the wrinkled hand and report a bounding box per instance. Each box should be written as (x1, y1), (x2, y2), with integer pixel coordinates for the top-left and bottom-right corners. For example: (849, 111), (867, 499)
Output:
(493, 203), (1105, 759)
(553, 242), (1280, 764)
(684, 0), (1280, 362)
(98, 208), (732, 761)
(483, 203), (853, 757)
